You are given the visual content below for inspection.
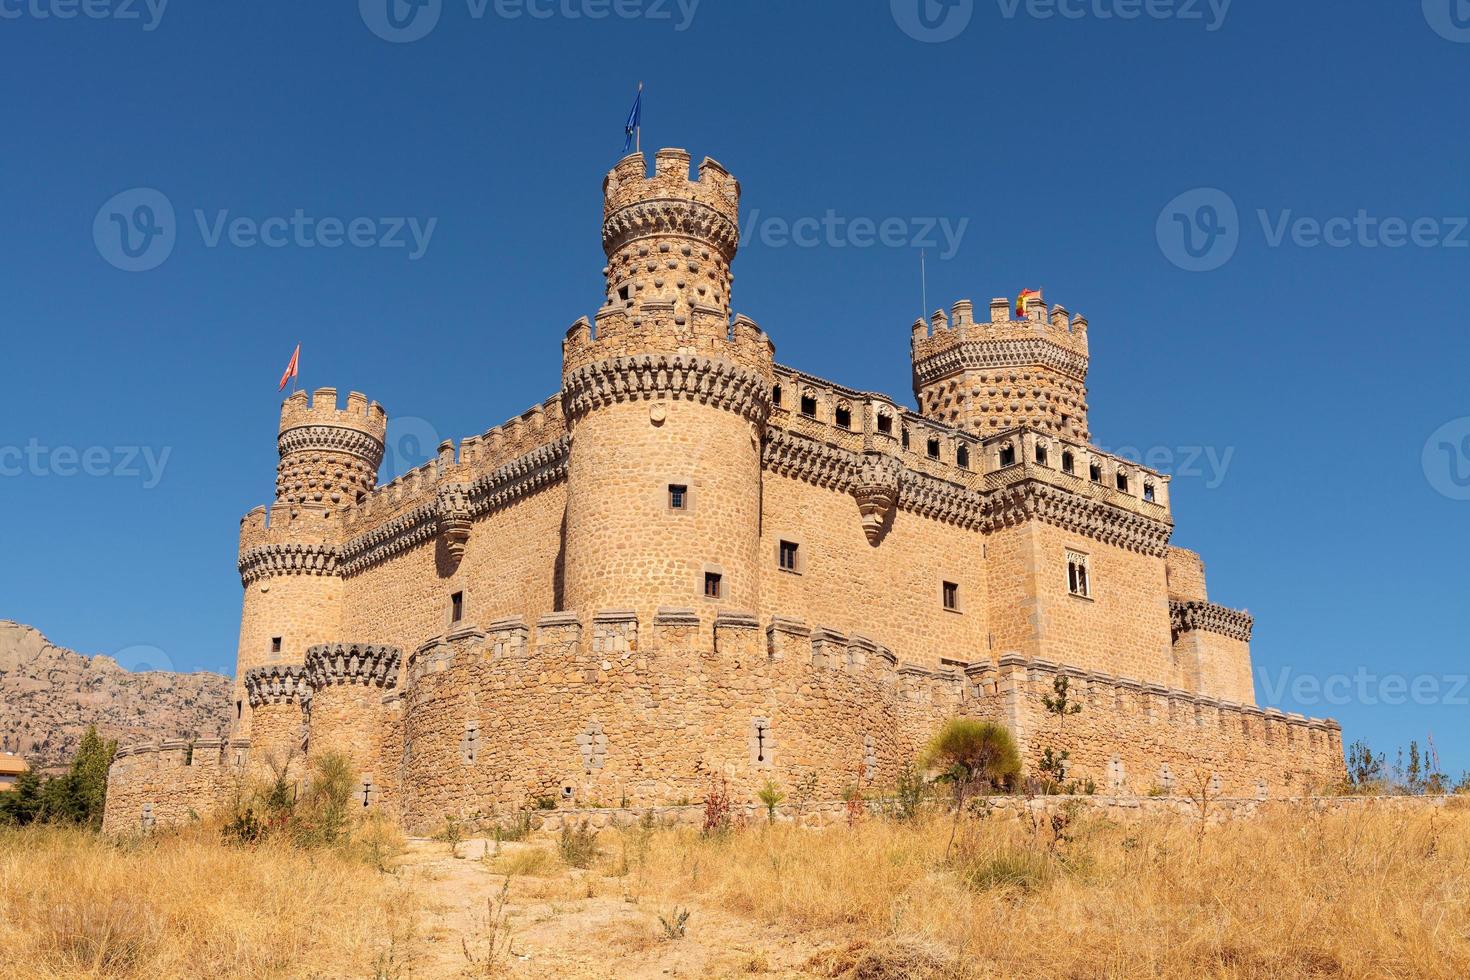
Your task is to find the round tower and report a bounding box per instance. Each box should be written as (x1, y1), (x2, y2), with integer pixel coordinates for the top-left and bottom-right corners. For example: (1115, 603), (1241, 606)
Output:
(560, 148), (774, 622)
(231, 388), (387, 741)
(276, 387), (386, 507)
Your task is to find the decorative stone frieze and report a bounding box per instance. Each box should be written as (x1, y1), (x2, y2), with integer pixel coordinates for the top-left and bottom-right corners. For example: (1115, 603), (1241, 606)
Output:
(243, 664), (312, 708)
(304, 643), (402, 689)
(912, 336), (1090, 388)
(601, 198), (740, 260)
(562, 354), (770, 424)
(237, 543), (339, 585)
(1170, 600), (1254, 642)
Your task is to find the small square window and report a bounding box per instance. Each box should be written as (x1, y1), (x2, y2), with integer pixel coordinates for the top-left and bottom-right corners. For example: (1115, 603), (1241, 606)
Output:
(1089, 463), (1102, 484)
(704, 571), (724, 599)
(956, 445), (970, 469)
(942, 581), (960, 612)
(669, 484), (688, 510)
(1143, 482), (1156, 503)
(1116, 472), (1130, 493)
(779, 540), (800, 573)
(999, 444), (1017, 467)
(1061, 451), (1075, 475)
(927, 437), (941, 460)
(270, 637), (282, 653)
(877, 414), (893, 435)
(450, 591), (465, 624)
(835, 405), (852, 429)
(1035, 444), (1048, 465)
(800, 394), (818, 418)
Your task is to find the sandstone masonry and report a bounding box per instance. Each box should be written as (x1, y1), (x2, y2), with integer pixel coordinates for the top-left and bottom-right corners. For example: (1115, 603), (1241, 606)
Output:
(103, 148), (1343, 835)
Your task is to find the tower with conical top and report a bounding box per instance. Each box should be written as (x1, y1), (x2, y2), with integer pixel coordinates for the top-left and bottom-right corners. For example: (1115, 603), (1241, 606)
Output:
(560, 148), (774, 622)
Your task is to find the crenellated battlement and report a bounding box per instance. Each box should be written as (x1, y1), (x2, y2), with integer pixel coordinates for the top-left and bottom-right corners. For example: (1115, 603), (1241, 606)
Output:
(278, 387), (387, 442)
(603, 148), (740, 231)
(911, 296), (1089, 363)
(911, 293), (1092, 441)
(305, 642), (402, 689)
(276, 388), (387, 507)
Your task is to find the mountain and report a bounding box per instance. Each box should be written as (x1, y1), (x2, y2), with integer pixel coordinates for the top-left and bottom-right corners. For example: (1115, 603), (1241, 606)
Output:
(0, 620), (233, 772)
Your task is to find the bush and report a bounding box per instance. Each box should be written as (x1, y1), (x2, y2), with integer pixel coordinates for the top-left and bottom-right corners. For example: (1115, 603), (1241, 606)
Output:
(558, 820), (599, 868)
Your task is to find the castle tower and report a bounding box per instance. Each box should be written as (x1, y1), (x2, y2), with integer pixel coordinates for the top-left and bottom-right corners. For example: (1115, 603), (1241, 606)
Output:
(230, 388), (386, 740)
(560, 149), (774, 622)
(910, 293), (1091, 442)
(276, 388), (386, 507)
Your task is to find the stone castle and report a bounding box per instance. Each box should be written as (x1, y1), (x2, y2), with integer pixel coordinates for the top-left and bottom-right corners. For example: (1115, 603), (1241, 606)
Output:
(104, 148), (1344, 833)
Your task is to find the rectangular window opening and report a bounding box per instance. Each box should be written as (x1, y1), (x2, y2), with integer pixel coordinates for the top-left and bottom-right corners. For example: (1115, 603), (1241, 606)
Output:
(942, 581), (960, 612)
(668, 484), (688, 510)
(704, 571), (724, 599)
(450, 591), (465, 624)
(779, 540), (800, 572)
(1067, 552), (1091, 599)
(270, 636), (282, 653)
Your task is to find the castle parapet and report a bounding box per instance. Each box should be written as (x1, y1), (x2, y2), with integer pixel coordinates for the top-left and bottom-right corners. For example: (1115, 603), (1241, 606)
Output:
(276, 388), (387, 508)
(244, 664), (312, 707)
(305, 642), (402, 690)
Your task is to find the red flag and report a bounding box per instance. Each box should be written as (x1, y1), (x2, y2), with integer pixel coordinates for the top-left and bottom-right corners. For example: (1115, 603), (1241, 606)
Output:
(278, 344), (300, 391)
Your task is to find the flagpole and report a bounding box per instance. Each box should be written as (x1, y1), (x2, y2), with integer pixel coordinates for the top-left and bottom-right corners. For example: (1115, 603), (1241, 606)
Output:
(920, 249), (928, 321)
(636, 80), (642, 154)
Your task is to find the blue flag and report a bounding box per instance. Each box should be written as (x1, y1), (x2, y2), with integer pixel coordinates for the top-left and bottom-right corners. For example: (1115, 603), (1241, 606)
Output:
(623, 86), (642, 154)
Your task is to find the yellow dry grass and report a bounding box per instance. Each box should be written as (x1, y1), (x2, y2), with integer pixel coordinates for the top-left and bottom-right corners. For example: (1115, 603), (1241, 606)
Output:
(0, 822), (414, 980)
(4, 802), (1468, 979)
(623, 803), (1470, 979)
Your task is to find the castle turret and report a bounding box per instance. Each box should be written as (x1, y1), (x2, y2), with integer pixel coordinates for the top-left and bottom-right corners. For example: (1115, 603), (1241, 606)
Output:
(276, 388), (387, 507)
(230, 388), (386, 740)
(560, 149), (774, 622)
(910, 292), (1091, 442)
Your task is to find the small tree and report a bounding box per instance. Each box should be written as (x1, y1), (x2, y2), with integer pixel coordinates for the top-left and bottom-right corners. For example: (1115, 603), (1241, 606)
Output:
(756, 780), (784, 825)
(1037, 676), (1083, 794)
(0, 769), (44, 826)
(920, 719), (1021, 859)
(1344, 740), (1385, 794)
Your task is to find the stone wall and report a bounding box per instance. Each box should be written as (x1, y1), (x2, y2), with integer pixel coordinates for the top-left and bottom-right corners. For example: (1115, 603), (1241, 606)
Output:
(102, 738), (245, 835)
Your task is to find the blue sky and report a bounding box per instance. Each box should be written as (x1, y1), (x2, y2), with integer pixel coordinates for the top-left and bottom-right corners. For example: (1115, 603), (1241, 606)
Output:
(2, 1), (1468, 774)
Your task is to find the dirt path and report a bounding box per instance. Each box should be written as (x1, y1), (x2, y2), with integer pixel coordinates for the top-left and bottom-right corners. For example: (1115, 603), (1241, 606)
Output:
(394, 837), (827, 979)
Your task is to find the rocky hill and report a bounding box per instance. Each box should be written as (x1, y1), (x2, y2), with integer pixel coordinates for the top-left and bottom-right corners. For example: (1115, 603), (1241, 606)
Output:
(0, 620), (233, 772)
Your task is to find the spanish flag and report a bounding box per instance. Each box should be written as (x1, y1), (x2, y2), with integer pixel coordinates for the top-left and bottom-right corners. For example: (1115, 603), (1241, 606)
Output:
(278, 344), (300, 392)
(1015, 288), (1042, 318)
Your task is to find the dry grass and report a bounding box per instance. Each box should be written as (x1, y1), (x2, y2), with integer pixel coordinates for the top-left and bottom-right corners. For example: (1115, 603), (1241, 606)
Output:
(620, 803), (1470, 979)
(6, 803), (1469, 979)
(0, 822), (414, 979)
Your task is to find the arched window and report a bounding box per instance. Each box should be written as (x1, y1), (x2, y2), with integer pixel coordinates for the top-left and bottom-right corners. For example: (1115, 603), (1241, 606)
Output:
(956, 445), (970, 469)
(999, 443), (1017, 468)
